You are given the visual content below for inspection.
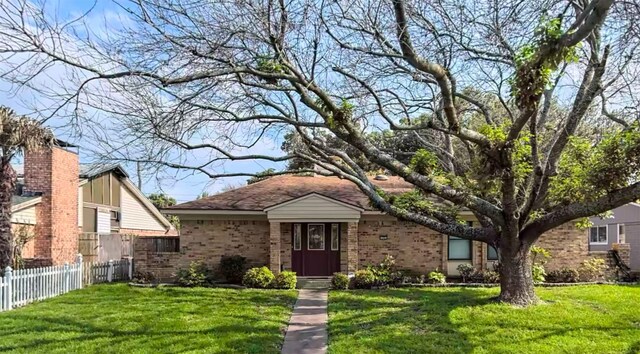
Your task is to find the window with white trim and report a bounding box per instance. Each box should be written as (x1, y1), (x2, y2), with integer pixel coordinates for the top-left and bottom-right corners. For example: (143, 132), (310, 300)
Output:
(308, 224), (325, 250)
(618, 224), (625, 242)
(293, 224), (302, 251)
(448, 236), (471, 260)
(331, 224), (339, 251)
(589, 225), (608, 244)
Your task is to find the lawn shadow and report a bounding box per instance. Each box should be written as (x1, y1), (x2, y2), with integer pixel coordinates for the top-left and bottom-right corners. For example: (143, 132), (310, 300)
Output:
(328, 287), (494, 353)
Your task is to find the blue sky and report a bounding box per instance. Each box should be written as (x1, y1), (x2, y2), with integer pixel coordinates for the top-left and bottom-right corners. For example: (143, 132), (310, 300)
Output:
(0, 0), (284, 203)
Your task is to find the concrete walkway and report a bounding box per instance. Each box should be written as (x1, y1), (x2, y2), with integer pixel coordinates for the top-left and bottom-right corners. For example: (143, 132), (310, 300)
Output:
(281, 289), (328, 354)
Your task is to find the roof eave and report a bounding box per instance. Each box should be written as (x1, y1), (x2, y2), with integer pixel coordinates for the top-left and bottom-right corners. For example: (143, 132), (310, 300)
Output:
(11, 197), (42, 213)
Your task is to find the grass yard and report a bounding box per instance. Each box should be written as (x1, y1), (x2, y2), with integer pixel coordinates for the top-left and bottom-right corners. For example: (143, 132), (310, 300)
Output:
(329, 285), (640, 354)
(0, 284), (297, 354)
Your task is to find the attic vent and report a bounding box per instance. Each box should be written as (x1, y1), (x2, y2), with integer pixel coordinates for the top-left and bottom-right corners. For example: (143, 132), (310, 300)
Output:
(374, 174), (389, 181)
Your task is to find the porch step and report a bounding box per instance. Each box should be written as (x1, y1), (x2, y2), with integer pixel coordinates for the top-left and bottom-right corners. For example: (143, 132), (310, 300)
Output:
(297, 277), (331, 289)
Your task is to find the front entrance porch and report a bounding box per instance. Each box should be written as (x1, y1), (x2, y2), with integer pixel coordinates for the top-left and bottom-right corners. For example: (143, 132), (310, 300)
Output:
(264, 193), (364, 276)
(291, 223), (340, 276)
(269, 220), (359, 276)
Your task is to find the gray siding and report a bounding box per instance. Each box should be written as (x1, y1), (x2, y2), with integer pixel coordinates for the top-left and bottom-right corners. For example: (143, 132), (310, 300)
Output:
(627, 223), (640, 270)
(589, 203), (640, 270)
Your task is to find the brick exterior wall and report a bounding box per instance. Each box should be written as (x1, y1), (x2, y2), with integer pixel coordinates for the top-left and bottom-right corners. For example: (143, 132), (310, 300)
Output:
(269, 222), (281, 274)
(280, 223), (292, 271)
(133, 217), (591, 279)
(537, 223), (589, 270)
(357, 218), (443, 274)
(23, 147), (79, 266)
(133, 219), (270, 279)
(133, 237), (182, 280)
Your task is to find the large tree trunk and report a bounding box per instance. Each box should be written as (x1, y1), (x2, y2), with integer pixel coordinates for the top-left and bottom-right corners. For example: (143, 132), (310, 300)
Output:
(498, 238), (538, 306)
(0, 158), (16, 271)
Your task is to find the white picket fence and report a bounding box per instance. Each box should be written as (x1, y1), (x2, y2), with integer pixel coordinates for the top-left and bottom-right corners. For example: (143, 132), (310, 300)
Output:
(0, 254), (133, 312)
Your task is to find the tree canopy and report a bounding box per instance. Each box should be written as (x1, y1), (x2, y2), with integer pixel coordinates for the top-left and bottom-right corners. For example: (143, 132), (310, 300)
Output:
(0, 0), (639, 305)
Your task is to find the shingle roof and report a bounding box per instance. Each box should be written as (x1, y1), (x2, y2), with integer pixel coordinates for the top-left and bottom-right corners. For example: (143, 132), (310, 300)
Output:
(11, 195), (40, 207)
(169, 175), (414, 211)
(79, 163), (128, 179)
(13, 162), (127, 179)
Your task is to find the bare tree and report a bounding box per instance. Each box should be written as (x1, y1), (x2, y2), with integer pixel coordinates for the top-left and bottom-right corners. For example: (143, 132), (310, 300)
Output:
(0, 107), (53, 269)
(0, 0), (639, 305)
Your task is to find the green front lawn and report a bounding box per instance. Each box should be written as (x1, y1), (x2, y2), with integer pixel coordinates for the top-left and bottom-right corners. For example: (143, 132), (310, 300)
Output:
(0, 284), (297, 353)
(329, 285), (640, 354)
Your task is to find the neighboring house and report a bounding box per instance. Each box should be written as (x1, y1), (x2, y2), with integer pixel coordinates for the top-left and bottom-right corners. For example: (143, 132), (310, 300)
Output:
(589, 203), (639, 270)
(10, 142), (176, 266)
(139, 175), (589, 279)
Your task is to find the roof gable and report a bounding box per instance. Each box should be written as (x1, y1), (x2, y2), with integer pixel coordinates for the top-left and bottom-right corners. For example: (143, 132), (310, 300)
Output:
(265, 193), (364, 212)
(266, 193), (362, 221)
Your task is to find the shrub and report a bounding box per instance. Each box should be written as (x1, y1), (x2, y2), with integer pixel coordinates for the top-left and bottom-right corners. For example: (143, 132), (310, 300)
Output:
(578, 258), (608, 282)
(546, 268), (580, 283)
(219, 255), (247, 284)
(176, 261), (210, 287)
(272, 271), (297, 289)
(366, 255), (397, 285)
(133, 270), (156, 284)
(427, 271), (446, 284)
(482, 270), (500, 283)
(352, 269), (376, 289)
(243, 266), (275, 288)
(331, 273), (350, 290)
(457, 263), (475, 283)
(532, 264), (546, 284)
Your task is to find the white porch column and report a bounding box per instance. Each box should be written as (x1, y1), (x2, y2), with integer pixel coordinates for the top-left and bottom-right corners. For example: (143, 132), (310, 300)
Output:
(269, 221), (281, 274)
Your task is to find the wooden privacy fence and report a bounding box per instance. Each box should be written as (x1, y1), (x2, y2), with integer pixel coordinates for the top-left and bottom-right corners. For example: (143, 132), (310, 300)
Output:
(79, 233), (134, 263)
(0, 255), (133, 312)
(82, 258), (132, 286)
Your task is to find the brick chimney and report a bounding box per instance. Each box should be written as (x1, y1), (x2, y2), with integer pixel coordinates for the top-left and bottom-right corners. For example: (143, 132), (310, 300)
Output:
(23, 146), (79, 265)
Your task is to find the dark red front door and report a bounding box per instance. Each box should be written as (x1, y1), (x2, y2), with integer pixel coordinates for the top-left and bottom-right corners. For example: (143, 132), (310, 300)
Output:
(291, 223), (340, 276)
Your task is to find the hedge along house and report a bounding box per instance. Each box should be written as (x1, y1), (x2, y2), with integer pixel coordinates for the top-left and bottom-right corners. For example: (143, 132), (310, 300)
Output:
(11, 142), (176, 266)
(151, 174), (593, 280)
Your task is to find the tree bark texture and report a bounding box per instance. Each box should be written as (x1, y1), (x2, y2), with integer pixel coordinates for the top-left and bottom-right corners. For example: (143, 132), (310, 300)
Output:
(0, 159), (16, 270)
(498, 240), (537, 306)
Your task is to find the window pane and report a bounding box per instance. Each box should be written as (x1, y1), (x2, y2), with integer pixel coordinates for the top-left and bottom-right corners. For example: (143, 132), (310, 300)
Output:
(598, 226), (607, 243)
(293, 224), (302, 251)
(308, 224), (325, 250)
(619, 224), (625, 235)
(487, 246), (498, 260)
(448, 236), (471, 260)
(331, 224), (339, 251)
(590, 227), (598, 243)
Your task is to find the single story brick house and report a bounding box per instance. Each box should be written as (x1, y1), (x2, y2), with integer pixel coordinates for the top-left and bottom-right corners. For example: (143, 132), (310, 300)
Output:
(142, 174), (609, 279)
